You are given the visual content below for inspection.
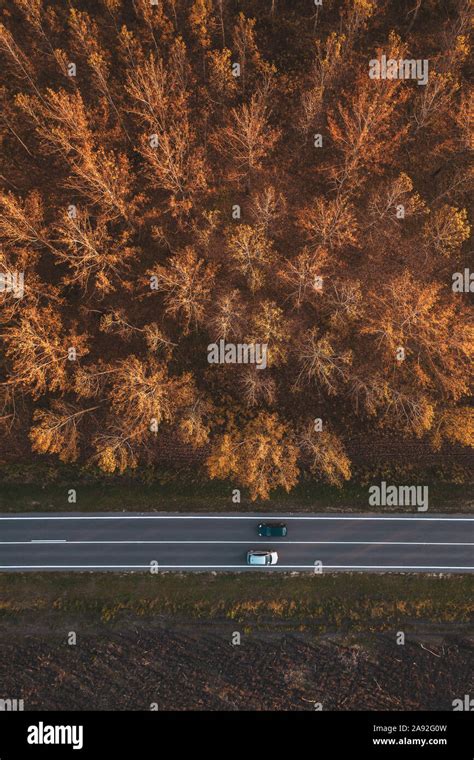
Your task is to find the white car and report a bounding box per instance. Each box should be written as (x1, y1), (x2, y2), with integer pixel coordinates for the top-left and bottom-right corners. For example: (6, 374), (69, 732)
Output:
(246, 550), (278, 566)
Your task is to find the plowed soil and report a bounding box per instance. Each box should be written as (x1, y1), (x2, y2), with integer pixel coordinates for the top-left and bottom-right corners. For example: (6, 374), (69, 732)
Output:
(0, 622), (472, 711)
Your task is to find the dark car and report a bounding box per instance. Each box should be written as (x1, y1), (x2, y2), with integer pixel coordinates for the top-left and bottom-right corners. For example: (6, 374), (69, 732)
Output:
(257, 522), (287, 537)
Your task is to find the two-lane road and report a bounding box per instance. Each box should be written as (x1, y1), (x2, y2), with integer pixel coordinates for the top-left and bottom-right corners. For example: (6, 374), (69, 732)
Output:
(0, 513), (473, 572)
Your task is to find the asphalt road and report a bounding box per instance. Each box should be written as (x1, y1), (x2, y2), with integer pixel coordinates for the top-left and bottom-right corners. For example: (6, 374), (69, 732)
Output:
(0, 513), (473, 572)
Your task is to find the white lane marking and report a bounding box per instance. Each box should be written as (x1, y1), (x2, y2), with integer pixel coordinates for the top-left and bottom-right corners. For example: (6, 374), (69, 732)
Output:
(2, 540), (473, 546)
(0, 565), (472, 570)
(30, 539), (66, 543)
(0, 515), (472, 521)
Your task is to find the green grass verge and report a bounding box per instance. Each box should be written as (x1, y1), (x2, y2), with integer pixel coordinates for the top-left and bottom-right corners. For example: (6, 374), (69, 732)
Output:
(0, 573), (472, 633)
(0, 477), (471, 513)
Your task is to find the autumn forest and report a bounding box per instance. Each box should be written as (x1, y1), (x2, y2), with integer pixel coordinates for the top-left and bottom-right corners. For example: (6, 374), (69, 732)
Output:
(0, 0), (472, 499)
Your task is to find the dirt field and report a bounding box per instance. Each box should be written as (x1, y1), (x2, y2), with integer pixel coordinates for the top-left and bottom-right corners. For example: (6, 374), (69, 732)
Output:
(0, 572), (472, 711)
(0, 621), (472, 711)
